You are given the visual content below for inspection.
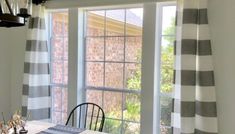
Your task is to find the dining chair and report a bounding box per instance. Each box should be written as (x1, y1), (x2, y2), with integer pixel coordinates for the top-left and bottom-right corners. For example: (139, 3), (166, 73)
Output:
(65, 102), (105, 132)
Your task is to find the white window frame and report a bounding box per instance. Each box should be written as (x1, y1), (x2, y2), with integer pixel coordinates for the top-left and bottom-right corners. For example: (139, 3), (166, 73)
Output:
(136, 2), (176, 134)
(84, 7), (143, 134)
(47, 1), (176, 133)
(140, 3), (159, 134)
(156, 1), (176, 133)
(67, 8), (86, 116)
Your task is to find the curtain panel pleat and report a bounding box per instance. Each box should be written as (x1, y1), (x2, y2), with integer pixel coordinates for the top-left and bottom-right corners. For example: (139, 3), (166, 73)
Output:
(171, 0), (218, 133)
(22, 5), (51, 121)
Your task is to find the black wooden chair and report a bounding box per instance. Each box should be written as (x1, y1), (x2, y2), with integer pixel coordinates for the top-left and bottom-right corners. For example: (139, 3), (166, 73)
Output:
(65, 102), (105, 132)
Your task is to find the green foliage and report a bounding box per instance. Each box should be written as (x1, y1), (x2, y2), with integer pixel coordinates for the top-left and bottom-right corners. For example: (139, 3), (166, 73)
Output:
(163, 17), (176, 42)
(160, 16), (175, 134)
(127, 51), (141, 90)
(104, 118), (122, 134)
(125, 16), (175, 134)
(104, 16), (175, 134)
(160, 96), (172, 126)
(123, 122), (140, 134)
(125, 50), (141, 122)
(160, 17), (175, 93)
(161, 45), (174, 93)
(124, 94), (140, 121)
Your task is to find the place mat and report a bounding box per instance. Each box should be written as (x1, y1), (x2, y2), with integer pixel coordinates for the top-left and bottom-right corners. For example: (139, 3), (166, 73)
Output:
(37, 125), (85, 134)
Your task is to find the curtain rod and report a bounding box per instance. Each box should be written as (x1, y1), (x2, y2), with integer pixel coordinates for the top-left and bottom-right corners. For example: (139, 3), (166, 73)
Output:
(33, 0), (47, 5)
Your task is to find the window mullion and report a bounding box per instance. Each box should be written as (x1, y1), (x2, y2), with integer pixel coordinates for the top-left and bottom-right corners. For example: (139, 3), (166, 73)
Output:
(141, 3), (159, 134)
(86, 86), (141, 94)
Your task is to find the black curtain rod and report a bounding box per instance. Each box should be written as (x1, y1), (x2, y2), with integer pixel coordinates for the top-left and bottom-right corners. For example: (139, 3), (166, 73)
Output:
(32, 0), (47, 5)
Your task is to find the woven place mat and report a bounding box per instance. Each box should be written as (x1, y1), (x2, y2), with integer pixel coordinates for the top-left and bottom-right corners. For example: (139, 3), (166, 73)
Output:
(37, 125), (85, 134)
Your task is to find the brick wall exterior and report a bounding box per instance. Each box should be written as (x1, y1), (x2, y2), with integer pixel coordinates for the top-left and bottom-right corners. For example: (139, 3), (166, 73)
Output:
(51, 12), (142, 123)
(86, 27), (142, 115)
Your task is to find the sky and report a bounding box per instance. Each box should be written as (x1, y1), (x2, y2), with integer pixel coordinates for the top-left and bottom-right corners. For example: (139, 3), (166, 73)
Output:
(129, 8), (143, 20)
(128, 6), (176, 47)
(162, 6), (176, 34)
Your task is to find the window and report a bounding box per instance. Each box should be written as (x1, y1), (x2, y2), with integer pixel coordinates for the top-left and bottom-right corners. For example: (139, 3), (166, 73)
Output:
(85, 8), (143, 134)
(49, 11), (69, 124)
(158, 4), (176, 134)
(47, 3), (176, 133)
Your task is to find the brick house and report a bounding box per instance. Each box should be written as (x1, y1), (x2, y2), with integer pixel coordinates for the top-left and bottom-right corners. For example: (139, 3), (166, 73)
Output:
(51, 10), (142, 124)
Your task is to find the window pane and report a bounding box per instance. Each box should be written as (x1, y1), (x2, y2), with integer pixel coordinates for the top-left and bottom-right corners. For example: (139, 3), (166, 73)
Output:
(86, 89), (103, 107)
(125, 37), (142, 63)
(62, 112), (68, 124)
(123, 121), (140, 134)
(123, 93), (141, 122)
(64, 19), (68, 36)
(62, 88), (68, 113)
(52, 87), (62, 111)
(161, 36), (175, 47)
(125, 63), (141, 90)
(105, 63), (123, 89)
(63, 61), (68, 84)
(126, 8), (143, 36)
(52, 61), (63, 84)
(50, 11), (68, 125)
(105, 37), (124, 62)
(104, 119), (122, 134)
(160, 96), (172, 127)
(161, 36), (174, 93)
(162, 6), (176, 35)
(86, 37), (104, 61)
(103, 91), (122, 119)
(85, 8), (143, 134)
(51, 87), (68, 125)
(160, 126), (172, 134)
(87, 11), (105, 36)
(52, 111), (62, 124)
(160, 5), (176, 132)
(52, 37), (63, 60)
(86, 62), (104, 87)
(106, 9), (125, 36)
(64, 37), (68, 60)
(52, 12), (67, 36)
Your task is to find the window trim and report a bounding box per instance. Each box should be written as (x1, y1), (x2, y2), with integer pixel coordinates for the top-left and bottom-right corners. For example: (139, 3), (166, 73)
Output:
(67, 8), (86, 119)
(140, 2), (176, 134)
(48, 1), (176, 133)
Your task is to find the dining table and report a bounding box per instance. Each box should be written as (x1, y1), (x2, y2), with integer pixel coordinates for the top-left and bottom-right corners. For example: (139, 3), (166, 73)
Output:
(25, 121), (108, 134)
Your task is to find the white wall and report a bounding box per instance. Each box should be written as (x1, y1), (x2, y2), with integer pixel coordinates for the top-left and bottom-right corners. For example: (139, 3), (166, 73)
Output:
(0, 28), (12, 117)
(209, 0), (235, 133)
(0, 27), (26, 115)
(9, 27), (27, 113)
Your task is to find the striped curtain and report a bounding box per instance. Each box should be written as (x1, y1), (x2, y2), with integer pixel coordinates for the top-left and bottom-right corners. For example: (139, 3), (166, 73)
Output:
(172, 0), (218, 133)
(22, 5), (51, 121)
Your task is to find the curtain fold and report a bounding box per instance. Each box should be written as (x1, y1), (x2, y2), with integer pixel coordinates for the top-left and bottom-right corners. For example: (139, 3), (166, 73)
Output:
(22, 5), (51, 121)
(172, 0), (218, 133)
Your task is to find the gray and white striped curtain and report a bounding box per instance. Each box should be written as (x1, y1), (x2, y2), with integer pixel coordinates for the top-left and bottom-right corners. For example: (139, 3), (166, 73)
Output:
(22, 5), (51, 121)
(172, 0), (218, 133)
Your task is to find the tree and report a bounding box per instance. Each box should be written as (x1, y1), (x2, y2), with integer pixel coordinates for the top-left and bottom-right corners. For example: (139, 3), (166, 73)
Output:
(161, 17), (175, 93)
(160, 17), (175, 132)
(126, 16), (176, 133)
